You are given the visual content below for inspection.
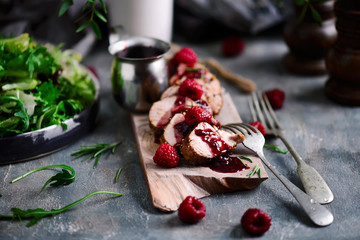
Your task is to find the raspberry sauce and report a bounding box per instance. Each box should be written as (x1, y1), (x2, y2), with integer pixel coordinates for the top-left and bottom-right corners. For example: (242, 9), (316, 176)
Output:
(116, 45), (164, 59)
(174, 121), (192, 143)
(209, 154), (250, 173)
(194, 128), (232, 156)
(156, 96), (189, 129)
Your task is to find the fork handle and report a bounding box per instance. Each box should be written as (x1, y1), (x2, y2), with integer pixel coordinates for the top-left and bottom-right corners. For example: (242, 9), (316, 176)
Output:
(278, 134), (334, 204)
(258, 152), (334, 227)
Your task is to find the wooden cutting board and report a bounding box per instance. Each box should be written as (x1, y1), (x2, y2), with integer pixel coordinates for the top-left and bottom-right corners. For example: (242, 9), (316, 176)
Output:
(131, 91), (268, 212)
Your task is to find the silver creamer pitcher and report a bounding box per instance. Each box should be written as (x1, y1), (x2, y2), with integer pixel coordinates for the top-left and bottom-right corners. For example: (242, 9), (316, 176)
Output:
(109, 36), (170, 113)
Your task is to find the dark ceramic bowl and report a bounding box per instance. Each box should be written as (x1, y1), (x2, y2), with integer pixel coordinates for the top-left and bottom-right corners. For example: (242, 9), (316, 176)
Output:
(0, 69), (100, 165)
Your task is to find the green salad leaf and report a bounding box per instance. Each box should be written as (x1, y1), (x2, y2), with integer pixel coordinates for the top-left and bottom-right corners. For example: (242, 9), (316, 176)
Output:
(0, 191), (122, 227)
(11, 164), (76, 193)
(0, 34), (96, 137)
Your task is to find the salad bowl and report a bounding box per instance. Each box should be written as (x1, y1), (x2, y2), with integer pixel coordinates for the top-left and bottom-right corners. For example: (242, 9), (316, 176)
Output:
(0, 69), (100, 164)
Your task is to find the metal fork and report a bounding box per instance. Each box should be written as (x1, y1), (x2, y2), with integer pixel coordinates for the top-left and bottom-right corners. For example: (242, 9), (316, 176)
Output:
(249, 92), (334, 205)
(222, 123), (334, 227)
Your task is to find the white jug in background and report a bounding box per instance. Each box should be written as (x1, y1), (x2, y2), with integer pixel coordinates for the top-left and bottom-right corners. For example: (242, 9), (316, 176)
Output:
(107, 0), (174, 42)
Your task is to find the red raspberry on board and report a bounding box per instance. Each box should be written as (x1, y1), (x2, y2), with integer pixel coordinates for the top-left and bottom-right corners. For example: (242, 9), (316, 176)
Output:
(185, 106), (213, 127)
(153, 143), (180, 168)
(178, 196), (206, 224)
(221, 37), (245, 57)
(241, 208), (271, 236)
(178, 78), (203, 100)
(250, 121), (266, 136)
(172, 47), (198, 67)
(264, 89), (285, 110)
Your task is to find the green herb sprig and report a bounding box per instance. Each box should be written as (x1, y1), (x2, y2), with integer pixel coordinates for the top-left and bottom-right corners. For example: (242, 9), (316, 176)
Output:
(114, 167), (122, 183)
(0, 191), (122, 227)
(11, 164), (75, 193)
(277, 0), (329, 25)
(71, 141), (121, 168)
(59, 0), (107, 39)
(247, 165), (261, 178)
(235, 154), (255, 167)
(264, 144), (287, 154)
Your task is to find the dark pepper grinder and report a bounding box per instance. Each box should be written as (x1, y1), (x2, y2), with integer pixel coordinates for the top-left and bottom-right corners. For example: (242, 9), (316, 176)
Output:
(283, 0), (337, 75)
(325, 0), (360, 105)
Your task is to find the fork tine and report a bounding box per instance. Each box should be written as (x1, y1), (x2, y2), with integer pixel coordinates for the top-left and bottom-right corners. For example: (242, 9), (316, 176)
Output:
(223, 124), (248, 136)
(258, 92), (276, 130)
(248, 97), (258, 122)
(251, 92), (266, 126)
(263, 94), (283, 129)
(221, 125), (238, 134)
(240, 123), (261, 136)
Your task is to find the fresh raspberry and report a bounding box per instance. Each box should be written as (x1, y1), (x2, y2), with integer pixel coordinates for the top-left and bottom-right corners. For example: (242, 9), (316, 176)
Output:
(178, 196), (206, 224)
(178, 78), (203, 100)
(172, 47), (198, 67)
(250, 121), (266, 136)
(264, 89), (285, 110)
(241, 208), (271, 236)
(221, 37), (245, 57)
(185, 106), (213, 127)
(153, 143), (180, 168)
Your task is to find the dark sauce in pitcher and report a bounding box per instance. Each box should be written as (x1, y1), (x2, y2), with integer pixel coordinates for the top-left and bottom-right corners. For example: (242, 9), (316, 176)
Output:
(116, 45), (164, 59)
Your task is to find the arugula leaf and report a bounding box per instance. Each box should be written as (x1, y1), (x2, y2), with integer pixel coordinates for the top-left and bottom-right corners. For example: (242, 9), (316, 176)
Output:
(72, 142), (121, 168)
(0, 96), (29, 136)
(0, 34), (96, 137)
(11, 164), (76, 193)
(35, 80), (60, 106)
(264, 144), (287, 154)
(0, 191), (122, 227)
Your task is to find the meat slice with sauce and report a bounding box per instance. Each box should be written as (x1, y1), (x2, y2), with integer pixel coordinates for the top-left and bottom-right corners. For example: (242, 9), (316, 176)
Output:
(161, 113), (189, 147)
(161, 77), (223, 115)
(180, 122), (245, 165)
(149, 95), (195, 131)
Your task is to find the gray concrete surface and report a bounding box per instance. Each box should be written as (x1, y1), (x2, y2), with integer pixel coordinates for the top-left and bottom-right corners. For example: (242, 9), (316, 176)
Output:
(0, 36), (359, 240)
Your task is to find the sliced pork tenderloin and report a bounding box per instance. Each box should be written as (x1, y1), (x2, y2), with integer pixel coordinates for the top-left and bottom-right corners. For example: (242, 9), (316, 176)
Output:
(180, 122), (245, 165)
(149, 95), (195, 131)
(161, 113), (189, 147)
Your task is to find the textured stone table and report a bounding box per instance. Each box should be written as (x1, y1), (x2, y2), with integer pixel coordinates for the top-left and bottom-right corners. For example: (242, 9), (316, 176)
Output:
(1, 36), (359, 240)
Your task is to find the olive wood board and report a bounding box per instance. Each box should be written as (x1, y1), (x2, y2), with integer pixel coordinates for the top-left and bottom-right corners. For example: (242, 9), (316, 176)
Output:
(130, 91), (268, 212)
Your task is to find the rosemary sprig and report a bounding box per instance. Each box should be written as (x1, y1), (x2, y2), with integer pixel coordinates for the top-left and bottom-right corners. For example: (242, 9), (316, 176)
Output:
(247, 165), (261, 178)
(114, 167), (122, 183)
(58, 0), (107, 39)
(0, 191), (122, 227)
(11, 165), (75, 193)
(264, 144), (287, 154)
(233, 154), (255, 167)
(71, 141), (121, 168)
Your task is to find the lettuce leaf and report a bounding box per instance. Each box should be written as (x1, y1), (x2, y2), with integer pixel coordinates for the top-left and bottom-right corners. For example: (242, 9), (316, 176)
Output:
(0, 34), (96, 137)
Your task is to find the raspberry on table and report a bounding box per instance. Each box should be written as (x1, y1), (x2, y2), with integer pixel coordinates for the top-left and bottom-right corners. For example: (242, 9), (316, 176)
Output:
(241, 208), (271, 236)
(249, 121), (266, 136)
(178, 196), (206, 224)
(178, 78), (203, 100)
(185, 106), (213, 127)
(221, 37), (245, 57)
(264, 89), (285, 110)
(172, 47), (198, 67)
(153, 143), (180, 168)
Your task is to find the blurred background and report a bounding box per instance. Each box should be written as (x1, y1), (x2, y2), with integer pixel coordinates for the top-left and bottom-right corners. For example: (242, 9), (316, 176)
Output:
(0, 0), (293, 54)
